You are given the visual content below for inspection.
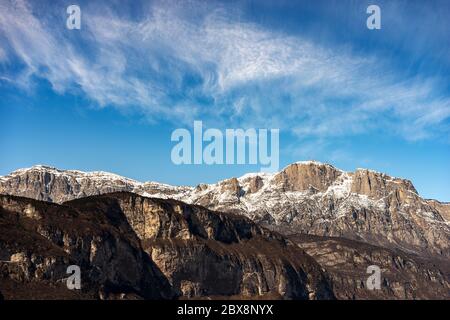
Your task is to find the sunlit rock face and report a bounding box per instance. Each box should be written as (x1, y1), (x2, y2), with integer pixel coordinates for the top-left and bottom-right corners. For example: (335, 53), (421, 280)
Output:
(175, 162), (450, 258)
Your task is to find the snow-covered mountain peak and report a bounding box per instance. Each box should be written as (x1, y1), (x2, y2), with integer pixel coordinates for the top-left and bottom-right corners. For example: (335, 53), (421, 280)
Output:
(0, 161), (448, 257)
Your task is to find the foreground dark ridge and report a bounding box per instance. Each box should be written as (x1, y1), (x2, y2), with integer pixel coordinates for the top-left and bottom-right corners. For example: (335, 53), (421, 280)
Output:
(0, 192), (334, 300)
(1, 192), (449, 300)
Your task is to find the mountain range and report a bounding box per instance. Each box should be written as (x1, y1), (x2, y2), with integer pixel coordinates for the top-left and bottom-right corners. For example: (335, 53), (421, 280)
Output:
(0, 161), (449, 299)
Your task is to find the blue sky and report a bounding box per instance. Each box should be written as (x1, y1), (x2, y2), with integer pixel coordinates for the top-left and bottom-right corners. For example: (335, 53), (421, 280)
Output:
(0, 0), (449, 201)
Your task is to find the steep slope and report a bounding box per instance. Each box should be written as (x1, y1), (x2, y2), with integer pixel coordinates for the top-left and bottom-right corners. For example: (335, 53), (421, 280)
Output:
(65, 192), (335, 299)
(181, 162), (450, 257)
(0, 192), (334, 300)
(427, 200), (450, 222)
(0, 194), (173, 300)
(289, 234), (449, 300)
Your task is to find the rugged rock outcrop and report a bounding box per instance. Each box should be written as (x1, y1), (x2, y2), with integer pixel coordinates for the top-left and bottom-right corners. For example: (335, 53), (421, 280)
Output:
(165, 162), (448, 258)
(0, 192), (334, 300)
(0, 166), (139, 203)
(273, 162), (342, 192)
(290, 234), (450, 299)
(0, 194), (173, 300)
(427, 200), (450, 222)
(65, 192), (334, 300)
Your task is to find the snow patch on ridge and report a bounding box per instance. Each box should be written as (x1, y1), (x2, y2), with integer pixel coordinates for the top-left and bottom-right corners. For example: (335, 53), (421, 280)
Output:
(323, 172), (353, 199)
(7, 165), (141, 186)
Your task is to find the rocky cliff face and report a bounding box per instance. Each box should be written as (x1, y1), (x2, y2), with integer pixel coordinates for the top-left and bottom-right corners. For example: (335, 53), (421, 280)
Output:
(0, 194), (173, 300)
(427, 199), (450, 222)
(290, 234), (449, 300)
(0, 192), (334, 300)
(0, 166), (139, 203)
(65, 192), (334, 300)
(272, 162), (342, 192)
(183, 162), (449, 258)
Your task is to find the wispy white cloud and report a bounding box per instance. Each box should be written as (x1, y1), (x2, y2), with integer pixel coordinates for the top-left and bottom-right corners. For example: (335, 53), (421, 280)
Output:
(0, 45), (7, 62)
(0, 0), (449, 141)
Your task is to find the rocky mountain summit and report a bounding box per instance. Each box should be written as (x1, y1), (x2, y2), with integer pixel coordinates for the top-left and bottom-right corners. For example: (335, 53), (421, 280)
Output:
(0, 166), (142, 203)
(182, 161), (450, 258)
(1, 162), (448, 257)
